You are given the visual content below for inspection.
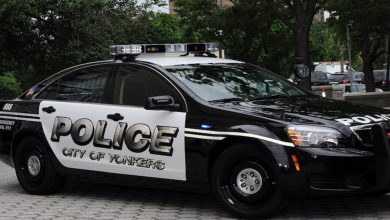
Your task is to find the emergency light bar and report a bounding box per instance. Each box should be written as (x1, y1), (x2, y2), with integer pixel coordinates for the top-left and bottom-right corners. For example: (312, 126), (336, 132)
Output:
(109, 43), (219, 58)
(109, 45), (142, 56)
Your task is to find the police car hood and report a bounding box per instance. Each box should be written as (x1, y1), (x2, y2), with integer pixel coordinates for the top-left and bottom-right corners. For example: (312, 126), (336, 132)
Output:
(212, 95), (390, 129)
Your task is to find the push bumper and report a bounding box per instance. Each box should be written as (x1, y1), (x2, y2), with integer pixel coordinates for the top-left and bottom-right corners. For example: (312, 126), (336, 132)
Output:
(281, 124), (390, 196)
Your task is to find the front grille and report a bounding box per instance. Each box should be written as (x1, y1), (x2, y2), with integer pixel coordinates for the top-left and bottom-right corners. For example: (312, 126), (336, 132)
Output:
(353, 126), (374, 146)
(308, 174), (364, 190)
(350, 123), (390, 147)
(308, 175), (346, 189)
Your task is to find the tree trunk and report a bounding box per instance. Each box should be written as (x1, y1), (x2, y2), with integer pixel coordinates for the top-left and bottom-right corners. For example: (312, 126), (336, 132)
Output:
(294, 24), (311, 90)
(361, 33), (375, 92)
(362, 59), (375, 92)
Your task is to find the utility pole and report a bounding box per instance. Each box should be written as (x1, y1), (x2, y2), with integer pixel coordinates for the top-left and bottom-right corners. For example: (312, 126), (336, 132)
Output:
(346, 20), (353, 70)
(216, 29), (223, 58)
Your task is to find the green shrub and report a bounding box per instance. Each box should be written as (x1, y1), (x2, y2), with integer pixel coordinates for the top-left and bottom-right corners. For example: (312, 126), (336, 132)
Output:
(0, 72), (23, 100)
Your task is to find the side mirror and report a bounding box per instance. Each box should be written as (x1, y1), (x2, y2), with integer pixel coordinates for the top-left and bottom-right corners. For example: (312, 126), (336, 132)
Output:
(144, 95), (181, 111)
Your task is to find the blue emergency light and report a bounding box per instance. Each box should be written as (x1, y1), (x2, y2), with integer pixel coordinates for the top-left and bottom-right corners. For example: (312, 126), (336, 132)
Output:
(201, 124), (212, 129)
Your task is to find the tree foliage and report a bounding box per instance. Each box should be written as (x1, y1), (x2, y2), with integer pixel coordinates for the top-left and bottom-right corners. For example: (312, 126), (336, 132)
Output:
(173, 0), (219, 42)
(173, 0), (294, 76)
(129, 12), (185, 43)
(0, 72), (22, 100)
(0, 0), (168, 92)
(310, 21), (342, 63)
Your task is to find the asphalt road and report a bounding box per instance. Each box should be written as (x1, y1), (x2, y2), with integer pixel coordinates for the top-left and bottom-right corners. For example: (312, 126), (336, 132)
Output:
(1, 162), (390, 220)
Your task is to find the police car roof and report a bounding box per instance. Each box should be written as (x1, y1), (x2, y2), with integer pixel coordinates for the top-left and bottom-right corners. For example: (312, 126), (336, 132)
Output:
(136, 56), (243, 67)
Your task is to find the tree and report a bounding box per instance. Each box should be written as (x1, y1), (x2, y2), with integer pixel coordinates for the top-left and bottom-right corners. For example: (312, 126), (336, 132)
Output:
(0, 72), (22, 100)
(173, 0), (294, 75)
(217, 1), (293, 70)
(310, 21), (343, 63)
(0, 0), (167, 89)
(173, 0), (219, 42)
(266, 0), (328, 89)
(327, 0), (390, 92)
(129, 12), (185, 44)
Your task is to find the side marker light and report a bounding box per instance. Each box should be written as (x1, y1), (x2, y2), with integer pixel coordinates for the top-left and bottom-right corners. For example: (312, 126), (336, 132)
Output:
(291, 155), (300, 172)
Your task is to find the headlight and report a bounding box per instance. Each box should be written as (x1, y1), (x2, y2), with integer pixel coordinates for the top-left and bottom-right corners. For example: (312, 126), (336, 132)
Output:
(287, 125), (343, 147)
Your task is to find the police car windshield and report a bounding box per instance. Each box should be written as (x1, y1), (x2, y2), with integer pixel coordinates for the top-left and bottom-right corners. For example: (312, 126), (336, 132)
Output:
(165, 63), (308, 102)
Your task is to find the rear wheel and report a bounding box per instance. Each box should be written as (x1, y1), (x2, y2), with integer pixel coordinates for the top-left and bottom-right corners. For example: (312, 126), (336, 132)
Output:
(14, 137), (64, 194)
(210, 143), (286, 218)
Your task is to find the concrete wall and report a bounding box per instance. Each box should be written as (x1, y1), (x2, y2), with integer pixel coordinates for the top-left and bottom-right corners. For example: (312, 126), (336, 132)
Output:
(312, 85), (390, 109)
(312, 85), (345, 100)
(344, 92), (390, 108)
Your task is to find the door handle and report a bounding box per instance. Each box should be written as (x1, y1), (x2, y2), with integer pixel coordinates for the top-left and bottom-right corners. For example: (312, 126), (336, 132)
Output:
(107, 113), (124, 121)
(42, 106), (56, 114)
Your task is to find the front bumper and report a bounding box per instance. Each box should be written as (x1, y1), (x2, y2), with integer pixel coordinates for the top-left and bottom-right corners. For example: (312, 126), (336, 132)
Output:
(281, 125), (390, 196)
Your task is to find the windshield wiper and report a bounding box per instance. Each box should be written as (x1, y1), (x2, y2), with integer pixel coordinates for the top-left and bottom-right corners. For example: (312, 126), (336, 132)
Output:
(249, 94), (289, 101)
(209, 97), (247, 103)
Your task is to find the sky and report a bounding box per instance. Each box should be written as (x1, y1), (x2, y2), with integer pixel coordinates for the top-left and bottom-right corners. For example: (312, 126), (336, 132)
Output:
(138, 0), (169, 13)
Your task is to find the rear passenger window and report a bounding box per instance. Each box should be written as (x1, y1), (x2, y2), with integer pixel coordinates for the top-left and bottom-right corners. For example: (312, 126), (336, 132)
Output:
(36, 65), (112, 103)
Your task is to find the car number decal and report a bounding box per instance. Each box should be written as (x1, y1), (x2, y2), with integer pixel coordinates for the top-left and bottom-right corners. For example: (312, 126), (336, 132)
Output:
(2, 103), (13, 111)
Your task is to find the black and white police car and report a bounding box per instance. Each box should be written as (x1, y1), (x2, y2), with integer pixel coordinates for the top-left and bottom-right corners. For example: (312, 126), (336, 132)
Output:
(1, 43), (390, 218)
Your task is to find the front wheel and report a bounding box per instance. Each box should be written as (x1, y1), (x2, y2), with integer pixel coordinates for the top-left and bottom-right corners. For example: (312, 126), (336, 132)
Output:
(14, 136), (64, 195)
(210, 144), (287, 218)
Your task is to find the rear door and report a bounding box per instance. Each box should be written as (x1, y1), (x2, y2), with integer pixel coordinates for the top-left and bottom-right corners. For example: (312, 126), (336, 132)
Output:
(37, 63), (187, 181)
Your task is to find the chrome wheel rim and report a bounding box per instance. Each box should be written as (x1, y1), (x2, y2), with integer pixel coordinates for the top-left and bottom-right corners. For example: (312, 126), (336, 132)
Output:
(27, 155), (41, 177)
(235, 168), (262, 195)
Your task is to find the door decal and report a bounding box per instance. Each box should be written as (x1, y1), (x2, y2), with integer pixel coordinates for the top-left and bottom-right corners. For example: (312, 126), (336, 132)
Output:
(39, 101), (186, 181)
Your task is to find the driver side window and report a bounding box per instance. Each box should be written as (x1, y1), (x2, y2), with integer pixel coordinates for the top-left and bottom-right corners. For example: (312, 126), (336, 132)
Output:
(113, 65), (179, 107)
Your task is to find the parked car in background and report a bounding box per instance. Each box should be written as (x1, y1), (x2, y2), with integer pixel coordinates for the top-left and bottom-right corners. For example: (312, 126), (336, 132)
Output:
(344, 83), (383, 94)
(329, 71), (363, 85)
(311, 71), (363, 86)
(314, 63), (347, 74)
(311, 71), (332, 86)
(346, 71), (364, 84)
(374, 69), (389, 91)
(329, 73), (349, 84)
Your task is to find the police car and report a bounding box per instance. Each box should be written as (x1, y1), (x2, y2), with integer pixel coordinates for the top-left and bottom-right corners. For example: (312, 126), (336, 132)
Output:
(1, 43), (390, 218)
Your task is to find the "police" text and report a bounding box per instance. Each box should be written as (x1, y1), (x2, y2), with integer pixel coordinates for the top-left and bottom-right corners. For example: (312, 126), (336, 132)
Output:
(51, 116), (178, 156)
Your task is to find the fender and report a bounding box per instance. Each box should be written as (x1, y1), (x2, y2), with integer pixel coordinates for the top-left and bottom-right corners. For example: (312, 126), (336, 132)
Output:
(11, 124), (46, 165)
(185, 124), (294, 183)
(11, 124), (73, 176)
(229, 124), (292, 168)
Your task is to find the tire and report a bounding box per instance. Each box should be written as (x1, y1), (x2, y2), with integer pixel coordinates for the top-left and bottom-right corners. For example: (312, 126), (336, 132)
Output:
(210, 143), (287, 219)
(14, 136), (65, 195)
